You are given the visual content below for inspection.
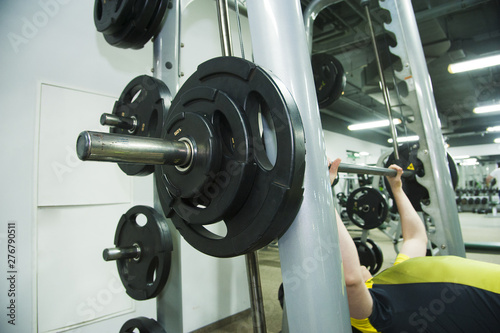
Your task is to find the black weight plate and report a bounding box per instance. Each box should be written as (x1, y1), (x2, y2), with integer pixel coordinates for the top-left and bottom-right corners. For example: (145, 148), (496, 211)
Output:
(114, 205), (173, 300)
(94, 0), (135, 35)
(103, 0), (168, 49)
(103, 0), (158, 48)
(155, 57), (306, 258)
(158, 86), (253, 225)
(131, 0), (169, 48)
(110, 75), (170, 176)
(346, 187), (388, 230)
(120, 317), (166, 333)
(311, 53), (346, 108)
(365, 238), (383, 274)
(354, 238), (377, 275)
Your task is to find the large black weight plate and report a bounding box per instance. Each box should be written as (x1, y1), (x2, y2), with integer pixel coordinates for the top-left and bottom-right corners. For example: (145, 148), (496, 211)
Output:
(158, 86), (253, 225)
(156, 57), (306, 258)
(384, 145), (459, 212)
(120, 317), (166, 333)
(311, 53), (346, 108)
(110, 75), (170, 176)
(353, 237), (383, 275)
(114, 205), (172, 300)
(346, 187), (388, 230)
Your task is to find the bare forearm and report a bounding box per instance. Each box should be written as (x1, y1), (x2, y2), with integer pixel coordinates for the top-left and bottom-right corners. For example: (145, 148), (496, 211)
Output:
(392, 188), (427, 257)
(335, 210), (367, 286)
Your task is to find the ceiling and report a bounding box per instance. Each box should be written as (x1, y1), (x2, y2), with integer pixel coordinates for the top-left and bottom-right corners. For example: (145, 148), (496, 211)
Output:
(302, 0), (500, 161)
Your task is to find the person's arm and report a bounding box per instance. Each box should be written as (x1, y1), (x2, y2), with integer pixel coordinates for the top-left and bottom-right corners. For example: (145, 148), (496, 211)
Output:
(386, 165), (428, 258)
(329, 158), (373, 319)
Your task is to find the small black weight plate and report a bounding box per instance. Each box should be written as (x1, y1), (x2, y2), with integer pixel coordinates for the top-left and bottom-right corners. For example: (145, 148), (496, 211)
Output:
(114, 205), (172, 300)
(94, 0), (135, 35)
(156, 57), (306, 257)
(354, 238), (377, 275)
(111, 75), (170, 176)
(120, 317), (166, 333)
(311, 53), (346, 108)
(158, 86), (253, 225)
(365, 238), (383, 274)
(384, 145), (458, 212)
(346, 187), (388, 230)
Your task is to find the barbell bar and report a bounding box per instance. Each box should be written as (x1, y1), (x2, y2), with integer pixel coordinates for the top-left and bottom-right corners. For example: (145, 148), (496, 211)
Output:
(337, 163), (413, 178)
(76, 131), (192, 166)
(77, 130), (412, 180)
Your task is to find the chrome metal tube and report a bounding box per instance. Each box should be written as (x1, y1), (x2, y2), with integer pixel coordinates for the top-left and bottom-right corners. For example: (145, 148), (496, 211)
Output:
(102, 245), (141, 261)
(363, 4), (400, 158)
(245, 252), (267, 333)
(76, 131), (191, 166)
(338, 163), (413, 178)
(100, 113), (137, 132)
(216, 0), (233, 57)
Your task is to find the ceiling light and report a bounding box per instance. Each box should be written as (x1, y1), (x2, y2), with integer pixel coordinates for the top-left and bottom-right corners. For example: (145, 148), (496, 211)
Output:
(487, 126), (500, 132)
(453, 155), (470, 160)
(448, 54), (500, 74)
(348, 119), (401, 131)
(473, 103), (500, 114)
(459, 158), (479, 166)
(387, 135), (419, 143)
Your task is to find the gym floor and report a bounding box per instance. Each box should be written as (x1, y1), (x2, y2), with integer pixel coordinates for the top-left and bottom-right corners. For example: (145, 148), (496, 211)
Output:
(197, 212), (500, 333)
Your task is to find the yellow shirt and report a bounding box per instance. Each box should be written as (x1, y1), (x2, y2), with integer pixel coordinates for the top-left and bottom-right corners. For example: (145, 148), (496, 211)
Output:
(350, 253), (410, 333)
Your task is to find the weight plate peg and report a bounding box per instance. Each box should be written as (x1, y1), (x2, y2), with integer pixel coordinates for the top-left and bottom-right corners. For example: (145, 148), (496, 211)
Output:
(104, 205), (173, 300)
(102, 75), (171, 176)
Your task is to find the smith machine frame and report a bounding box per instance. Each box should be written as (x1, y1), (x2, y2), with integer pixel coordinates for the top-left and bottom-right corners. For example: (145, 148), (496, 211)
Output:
(150, 0), (465, 332)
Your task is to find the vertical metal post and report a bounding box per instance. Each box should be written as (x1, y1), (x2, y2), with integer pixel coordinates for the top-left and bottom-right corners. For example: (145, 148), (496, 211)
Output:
(247, 1), (351, 332)
(216, 2), (267, 332)
(362, 2), (400, 158)
(379, 0), (465, 256)
(154, 1), (184, 331)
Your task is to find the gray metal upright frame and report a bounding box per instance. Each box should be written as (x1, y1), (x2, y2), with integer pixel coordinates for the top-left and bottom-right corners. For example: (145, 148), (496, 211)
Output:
(247, 1), (351, 332)
(379, 0), (465, 256)
(154, 0), (184, 331)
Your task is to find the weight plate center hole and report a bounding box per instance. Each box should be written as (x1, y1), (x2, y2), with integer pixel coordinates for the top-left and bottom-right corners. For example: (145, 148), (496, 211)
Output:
(362, 205), (370, 213)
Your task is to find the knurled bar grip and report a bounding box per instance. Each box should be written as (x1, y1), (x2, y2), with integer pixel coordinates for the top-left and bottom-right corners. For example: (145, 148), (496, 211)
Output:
(76, 131), (191, 166)
(338, 163), (413, 178)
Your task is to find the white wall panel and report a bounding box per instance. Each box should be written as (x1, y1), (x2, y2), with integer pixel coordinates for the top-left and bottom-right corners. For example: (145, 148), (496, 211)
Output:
(37, 84), (131, 206)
